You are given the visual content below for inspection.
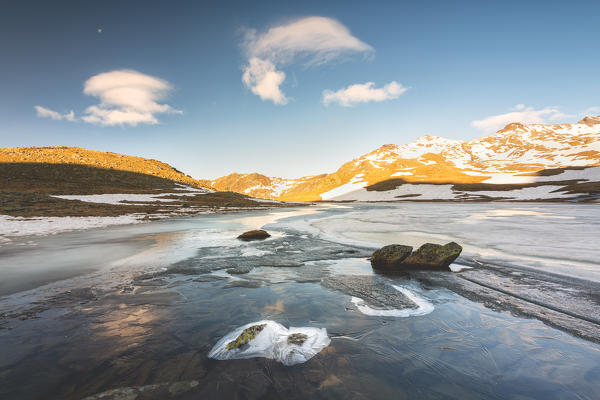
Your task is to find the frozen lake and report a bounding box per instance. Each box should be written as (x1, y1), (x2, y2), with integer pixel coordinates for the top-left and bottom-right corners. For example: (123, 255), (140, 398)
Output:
(0, 203), (599, 399)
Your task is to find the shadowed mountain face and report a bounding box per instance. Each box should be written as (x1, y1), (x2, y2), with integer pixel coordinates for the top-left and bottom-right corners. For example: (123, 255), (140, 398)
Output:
(210, 116), (600, 201)
(0, 146), (211, 189)
(0, 163), (284, 218)
(1, 162), (189, 195)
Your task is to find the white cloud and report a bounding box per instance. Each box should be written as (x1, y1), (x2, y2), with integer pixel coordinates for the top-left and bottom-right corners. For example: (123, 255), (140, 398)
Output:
(244, 16), (373, 66)
(35, 70), (180, 127)
(242, 58), (288, 105)
(82, 70), (181, 126)
(472, 105), (571, 133)
(322, 81), (407, 107)
(34, 105), (75, 121)
(241, 16), (373, 104)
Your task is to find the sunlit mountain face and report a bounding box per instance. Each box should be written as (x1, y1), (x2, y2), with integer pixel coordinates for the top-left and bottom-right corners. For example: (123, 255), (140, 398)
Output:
(210, 116), (600, 202)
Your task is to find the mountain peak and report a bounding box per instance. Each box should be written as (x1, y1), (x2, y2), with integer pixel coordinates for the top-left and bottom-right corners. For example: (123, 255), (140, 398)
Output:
(577, 116), (600, 126)
(412, 135), (462, 146)
(377, 144), (399, 151)
(209, 115), (600, 201)
(497, 122), (527, 133)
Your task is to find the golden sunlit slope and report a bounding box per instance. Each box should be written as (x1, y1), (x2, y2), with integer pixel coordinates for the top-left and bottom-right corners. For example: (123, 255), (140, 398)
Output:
(0, 146), (211, 190)
(210, 116), (600, 201)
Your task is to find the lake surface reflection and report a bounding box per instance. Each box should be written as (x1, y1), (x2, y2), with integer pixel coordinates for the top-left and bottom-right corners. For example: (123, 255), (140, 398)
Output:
(1, 204), (599, 399)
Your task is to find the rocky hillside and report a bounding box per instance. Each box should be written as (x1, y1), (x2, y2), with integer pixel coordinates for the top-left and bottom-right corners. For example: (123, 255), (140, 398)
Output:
(0, 146), (211, 189)
(0, 147), (286, 218)
(210, 116), (600, 202)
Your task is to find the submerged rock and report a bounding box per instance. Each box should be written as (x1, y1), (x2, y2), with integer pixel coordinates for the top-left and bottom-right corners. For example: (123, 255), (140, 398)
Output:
(237, 230), (271, 241)
(82, 380), (199, 400)
(370, 244), (413, 270)
(226, 324), (266, 350)
(400, 242), (462, 270)
(322, 275), (417, 310)
(224, 280), (263, 289)
(321, 275), (434, 317)
(226, 266), (253, 275)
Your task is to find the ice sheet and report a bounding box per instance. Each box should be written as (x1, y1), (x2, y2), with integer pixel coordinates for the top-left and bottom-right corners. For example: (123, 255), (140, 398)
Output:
(0, 214), (142, 238)
(270, 203), (600, 282)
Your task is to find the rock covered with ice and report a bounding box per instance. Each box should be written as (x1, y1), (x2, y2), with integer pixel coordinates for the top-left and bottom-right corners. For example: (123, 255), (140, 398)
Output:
(208, 320), (330, 366)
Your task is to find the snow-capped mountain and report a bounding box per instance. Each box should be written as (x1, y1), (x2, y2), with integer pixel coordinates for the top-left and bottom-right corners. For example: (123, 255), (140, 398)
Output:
(210, 116), (600, 202)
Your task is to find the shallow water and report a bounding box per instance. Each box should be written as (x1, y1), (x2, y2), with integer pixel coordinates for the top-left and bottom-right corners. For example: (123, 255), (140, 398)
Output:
(0, 203), (599, 399)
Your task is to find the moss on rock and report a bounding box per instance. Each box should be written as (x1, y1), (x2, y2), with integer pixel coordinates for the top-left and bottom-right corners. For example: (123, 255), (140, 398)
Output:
(400, 242), (462, 270)
(287, 333), (308, 345)
(226, 324), (266, 350)
(370, 244), (413, 269)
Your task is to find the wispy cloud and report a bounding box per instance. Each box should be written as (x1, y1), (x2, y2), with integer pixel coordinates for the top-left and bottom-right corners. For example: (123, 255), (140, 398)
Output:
(241, 16), (373, 104)
(35, 70), (181, 127)
(34, 105), (75, 121)
(322, 81), (407, 107)
(472, 105), (572, 133)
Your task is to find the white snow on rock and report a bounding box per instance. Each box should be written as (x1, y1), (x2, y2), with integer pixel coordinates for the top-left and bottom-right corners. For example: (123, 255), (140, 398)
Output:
(328, 184), (459, 201)
(351, 285), (434, 317)
(175, 184), (213, 193)
(530, 166), (600, 182)
(482, 174), (536, 184)
(320, 175), (366, 200)
(52, 191), (204, 205)
(208, 320), (330, 366)
(462, 185), (572, 200)
(325, 183), (580, 202)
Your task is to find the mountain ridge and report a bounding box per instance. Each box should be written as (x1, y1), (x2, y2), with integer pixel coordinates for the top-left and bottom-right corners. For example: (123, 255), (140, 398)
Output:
(0, 146), (212, 189)
(210, 115), (600, 202)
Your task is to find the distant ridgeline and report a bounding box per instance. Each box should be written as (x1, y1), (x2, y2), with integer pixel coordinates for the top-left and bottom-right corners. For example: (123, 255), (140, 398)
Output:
(2, 114), (600, 205)
(210, 116), (600, 202)
(0, 147), (285, 218)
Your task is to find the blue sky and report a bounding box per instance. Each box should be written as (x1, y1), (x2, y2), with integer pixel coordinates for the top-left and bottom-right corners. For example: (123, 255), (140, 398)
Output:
(1, 0), (599, 179)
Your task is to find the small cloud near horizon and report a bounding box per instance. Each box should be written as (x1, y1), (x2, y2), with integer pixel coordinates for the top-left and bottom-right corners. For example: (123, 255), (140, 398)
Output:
(241, 16), (373, 105)
(35, 69), (181, 127)
(34, 105), (75, 121)
(472, 105), (572, 133)
(322, 81), (407, 107)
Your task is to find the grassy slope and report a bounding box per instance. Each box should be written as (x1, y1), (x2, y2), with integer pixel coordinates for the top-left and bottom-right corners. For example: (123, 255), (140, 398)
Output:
(0, 146), (211, 189)
(0, 147), (286, 217)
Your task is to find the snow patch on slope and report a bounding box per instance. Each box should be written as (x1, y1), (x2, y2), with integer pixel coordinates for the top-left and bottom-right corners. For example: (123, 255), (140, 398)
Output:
(52, 192), (202, 205)
(320, 175), (366, 200)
